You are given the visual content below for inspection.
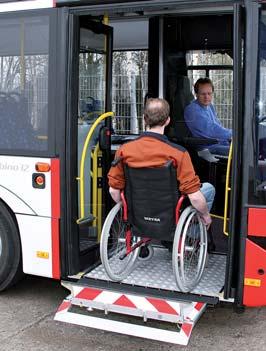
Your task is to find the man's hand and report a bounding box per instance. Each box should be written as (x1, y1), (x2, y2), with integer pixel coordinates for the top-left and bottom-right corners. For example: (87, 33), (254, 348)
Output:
(188, 190), (212, 229)
(200, 212), (212, 229)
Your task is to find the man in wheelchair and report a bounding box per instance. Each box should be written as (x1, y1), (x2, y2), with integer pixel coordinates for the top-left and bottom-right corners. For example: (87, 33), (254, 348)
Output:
(101, 98), (215, 292)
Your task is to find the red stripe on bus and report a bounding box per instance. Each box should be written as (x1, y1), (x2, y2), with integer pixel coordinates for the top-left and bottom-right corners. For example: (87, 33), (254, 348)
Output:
(51, 158), (61, 279)
(146, 297), (179, 315)
(51, 159), (61, 218)
(248, 208), (266, 237)
(51, 218), (60, 279)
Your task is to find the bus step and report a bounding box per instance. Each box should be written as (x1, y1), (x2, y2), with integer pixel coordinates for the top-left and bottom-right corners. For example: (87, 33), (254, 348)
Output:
(54, 282), (207, 345)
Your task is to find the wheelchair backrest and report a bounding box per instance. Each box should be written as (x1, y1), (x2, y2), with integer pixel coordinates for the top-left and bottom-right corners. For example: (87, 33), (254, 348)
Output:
(124, 161), (179, 241)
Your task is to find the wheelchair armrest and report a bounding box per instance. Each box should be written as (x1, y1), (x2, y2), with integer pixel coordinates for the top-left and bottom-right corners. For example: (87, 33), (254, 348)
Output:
(111, 134), (138, 144)
(169, 136), (218, 146)
(182, 137), (219, 145)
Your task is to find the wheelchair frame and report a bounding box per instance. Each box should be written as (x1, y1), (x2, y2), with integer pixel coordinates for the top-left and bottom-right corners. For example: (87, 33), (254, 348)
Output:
(100, 191), (208, 292)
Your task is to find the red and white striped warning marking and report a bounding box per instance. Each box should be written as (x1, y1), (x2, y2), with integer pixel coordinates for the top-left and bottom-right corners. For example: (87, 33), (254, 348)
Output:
(72, 286), (182, 316)
(55, 286), (206, 346)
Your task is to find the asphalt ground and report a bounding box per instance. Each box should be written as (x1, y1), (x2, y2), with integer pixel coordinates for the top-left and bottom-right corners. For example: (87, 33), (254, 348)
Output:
(0, 275), (265, 351)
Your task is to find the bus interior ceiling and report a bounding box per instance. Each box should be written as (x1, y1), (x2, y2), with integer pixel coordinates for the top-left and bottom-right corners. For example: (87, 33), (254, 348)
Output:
(76, 9), (234, 293)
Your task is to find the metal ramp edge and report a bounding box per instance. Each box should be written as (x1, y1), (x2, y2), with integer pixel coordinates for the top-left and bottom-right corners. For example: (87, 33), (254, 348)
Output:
(54, 282), (207, 346)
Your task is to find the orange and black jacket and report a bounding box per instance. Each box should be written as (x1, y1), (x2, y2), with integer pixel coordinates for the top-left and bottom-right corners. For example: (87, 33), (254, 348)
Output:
(108, 131), (201, 195)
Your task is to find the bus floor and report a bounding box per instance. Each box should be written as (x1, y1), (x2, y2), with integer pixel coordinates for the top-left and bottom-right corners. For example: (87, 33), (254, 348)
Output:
(85, 248), (226, 297)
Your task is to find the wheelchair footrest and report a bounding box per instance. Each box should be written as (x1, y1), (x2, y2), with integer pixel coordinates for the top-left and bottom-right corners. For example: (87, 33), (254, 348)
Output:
(54, 282), (207, 345)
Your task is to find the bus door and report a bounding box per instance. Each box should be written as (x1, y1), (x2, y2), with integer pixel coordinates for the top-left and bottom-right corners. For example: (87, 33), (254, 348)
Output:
(66, 14), (113, 275)
(222, 3), (245, 301)
(239, 1), (266, 307)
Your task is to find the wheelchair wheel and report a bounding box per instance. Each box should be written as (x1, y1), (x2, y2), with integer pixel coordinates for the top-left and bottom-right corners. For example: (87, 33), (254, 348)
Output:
(100, 202), (140, 281)
(172, 206), (207, 292)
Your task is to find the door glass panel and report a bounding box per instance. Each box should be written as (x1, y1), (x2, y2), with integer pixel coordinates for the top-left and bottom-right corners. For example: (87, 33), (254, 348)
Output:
(249, 11), (266, 203)
(77, 23), (108, 236)
(79, 28), (106, 122)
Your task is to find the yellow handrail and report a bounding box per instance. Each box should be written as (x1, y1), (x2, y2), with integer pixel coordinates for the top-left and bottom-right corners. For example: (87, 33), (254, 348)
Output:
(223, 142), (233, 236)
(77, 111), (114, 221)
(91, 143), (100, 227)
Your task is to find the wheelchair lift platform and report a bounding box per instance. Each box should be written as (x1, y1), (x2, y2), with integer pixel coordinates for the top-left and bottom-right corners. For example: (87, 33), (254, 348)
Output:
(86, 248), (226, 297)
(55, 249), (226, 345)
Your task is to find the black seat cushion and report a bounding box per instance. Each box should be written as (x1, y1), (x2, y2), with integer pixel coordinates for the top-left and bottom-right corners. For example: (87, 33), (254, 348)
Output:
(124, 162), (179, 241)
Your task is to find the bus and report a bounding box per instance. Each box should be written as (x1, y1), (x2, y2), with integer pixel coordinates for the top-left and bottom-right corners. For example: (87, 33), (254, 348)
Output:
(0, 0), (266, 345)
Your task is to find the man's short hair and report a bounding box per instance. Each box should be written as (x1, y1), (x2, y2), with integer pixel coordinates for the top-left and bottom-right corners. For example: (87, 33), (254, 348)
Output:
(144, 98), (170, 128)
(194, 78), (214, 94)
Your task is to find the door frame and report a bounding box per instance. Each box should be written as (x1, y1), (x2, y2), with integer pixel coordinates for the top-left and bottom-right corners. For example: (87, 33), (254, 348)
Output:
(65, 11), (113, 276)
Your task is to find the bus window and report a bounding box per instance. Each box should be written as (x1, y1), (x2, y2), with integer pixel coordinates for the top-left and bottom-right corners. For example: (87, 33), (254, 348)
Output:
(0, 15), (50, 153)
(251, 11), (266, 203)
(79, 28), (106, 122)
(112, 50), (148, 135)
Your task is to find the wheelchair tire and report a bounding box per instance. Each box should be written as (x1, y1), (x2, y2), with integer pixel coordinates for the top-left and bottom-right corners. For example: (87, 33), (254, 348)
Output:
(172, 206), (207, 293)
(100, 202), (140, 281)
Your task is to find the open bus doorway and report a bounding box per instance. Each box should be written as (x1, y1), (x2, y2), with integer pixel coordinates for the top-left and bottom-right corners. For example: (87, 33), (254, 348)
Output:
(67, 7), (241, 302)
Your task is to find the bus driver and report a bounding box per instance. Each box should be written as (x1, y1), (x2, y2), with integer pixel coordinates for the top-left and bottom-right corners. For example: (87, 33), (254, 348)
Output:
(184, 78), (232, 156)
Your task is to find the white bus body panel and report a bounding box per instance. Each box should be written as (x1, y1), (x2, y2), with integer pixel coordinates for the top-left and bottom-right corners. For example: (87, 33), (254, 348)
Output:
(0, 155), (60, 279)
(16, 214), (53, 277)
(0, 156), (52, 216)
(0, 185), (36, 215)
(0, 0), (54, 13)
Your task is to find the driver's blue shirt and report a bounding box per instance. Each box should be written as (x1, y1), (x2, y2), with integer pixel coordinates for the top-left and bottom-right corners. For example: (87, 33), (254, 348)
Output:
(184, 100), (232, 151)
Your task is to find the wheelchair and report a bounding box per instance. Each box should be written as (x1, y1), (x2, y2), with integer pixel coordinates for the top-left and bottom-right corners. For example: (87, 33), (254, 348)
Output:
(100, 161), (208, 293)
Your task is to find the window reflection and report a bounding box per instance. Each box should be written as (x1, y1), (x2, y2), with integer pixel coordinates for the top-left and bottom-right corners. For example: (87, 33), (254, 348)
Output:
(0, 16), (49, 152)
(251, 13), (266, 200)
